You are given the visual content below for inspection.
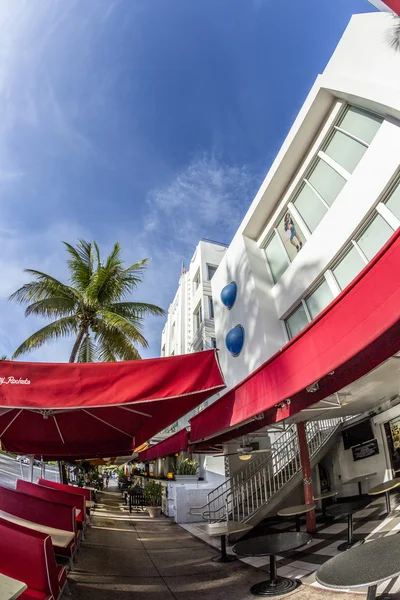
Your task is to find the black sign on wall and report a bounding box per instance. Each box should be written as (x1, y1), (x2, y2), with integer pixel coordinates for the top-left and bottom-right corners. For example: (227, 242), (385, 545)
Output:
(352, 439), (379, 462)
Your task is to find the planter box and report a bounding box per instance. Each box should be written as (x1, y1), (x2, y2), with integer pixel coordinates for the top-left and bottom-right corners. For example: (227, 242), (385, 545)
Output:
(147, 506), (162, 518)
(175, 475), (198, 483)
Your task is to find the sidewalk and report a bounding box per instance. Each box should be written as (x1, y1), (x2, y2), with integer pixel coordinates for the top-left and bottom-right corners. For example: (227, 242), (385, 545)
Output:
(68, 490), (387, 600)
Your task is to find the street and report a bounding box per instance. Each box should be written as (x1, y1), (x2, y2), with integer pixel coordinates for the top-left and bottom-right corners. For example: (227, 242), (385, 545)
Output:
(0, 453), (58, 488)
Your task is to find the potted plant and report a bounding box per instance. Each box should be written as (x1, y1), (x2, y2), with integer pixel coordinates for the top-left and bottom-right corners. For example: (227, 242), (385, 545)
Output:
(143, 481), (163, 518)
(175, 458), (199, 482)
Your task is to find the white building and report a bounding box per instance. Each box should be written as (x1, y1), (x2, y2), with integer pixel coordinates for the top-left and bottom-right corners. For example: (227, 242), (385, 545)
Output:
(188, 12), (400, 515)
(160, 239), (227, 358)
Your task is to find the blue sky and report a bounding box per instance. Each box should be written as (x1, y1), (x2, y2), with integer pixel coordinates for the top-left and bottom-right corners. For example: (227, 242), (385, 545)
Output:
(0, 0), (375, 361)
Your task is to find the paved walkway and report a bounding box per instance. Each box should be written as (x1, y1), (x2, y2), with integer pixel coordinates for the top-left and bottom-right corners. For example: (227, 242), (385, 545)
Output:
(68, 490), (393, 599)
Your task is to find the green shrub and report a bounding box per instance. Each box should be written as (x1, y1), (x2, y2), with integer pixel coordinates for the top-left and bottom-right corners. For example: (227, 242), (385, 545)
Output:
(143, 481), (162, 507)
(176, 458), (198, 476)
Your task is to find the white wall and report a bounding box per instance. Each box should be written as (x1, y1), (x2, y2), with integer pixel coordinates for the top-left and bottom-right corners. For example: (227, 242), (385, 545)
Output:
(211, 13), (400, 394)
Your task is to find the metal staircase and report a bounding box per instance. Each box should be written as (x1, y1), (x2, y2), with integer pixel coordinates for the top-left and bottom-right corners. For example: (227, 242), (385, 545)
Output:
(190, 418), (344, 527)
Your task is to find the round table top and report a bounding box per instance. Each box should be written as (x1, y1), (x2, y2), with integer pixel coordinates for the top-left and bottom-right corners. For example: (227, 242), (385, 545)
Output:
(342, 472), (377, 486)
(326, 498), (370, 518)
(368, 479), (400, 495)
(277, 503), (316, 517)
(233, 532), (312, 557)
(316, 535), (400, 590)
(314, 491), (338, 501)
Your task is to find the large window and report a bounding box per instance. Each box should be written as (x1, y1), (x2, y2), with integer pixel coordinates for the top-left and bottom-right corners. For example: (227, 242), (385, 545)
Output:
(207, 264), (217, 280)
(305, 280), (334, 320)
(356, 214), (394, 261)
(285, 304), (309, 339)
(284, 173), (400, 340)
(385, 180), (400, 222)
(264, 105), (382, 284)
(194, 304), (202, 331)
(208, 296), (214, 319)
(332, 246), (366, 291)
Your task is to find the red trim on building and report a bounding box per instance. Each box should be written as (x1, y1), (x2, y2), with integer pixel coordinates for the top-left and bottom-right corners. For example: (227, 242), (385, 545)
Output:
(190, 228), (400, 447)
(381, 0), (400, 15)
(138, 429), (188, 462)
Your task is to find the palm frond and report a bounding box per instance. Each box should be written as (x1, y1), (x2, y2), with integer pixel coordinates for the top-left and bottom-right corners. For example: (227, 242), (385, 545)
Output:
(77, 334), (97, 363)
(25, 297), (77, 318)
(386, 16), (400, 52)
(109, 301), (165, 318)
(95, 325), (142, 361)
(100, 310), (148, 347)
(9, 270), (80, 305)
(12, 316), (79, 359)
(63, 240), (95, 292)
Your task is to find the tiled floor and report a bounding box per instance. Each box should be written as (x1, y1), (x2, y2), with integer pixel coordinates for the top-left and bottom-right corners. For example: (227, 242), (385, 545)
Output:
(182, 492), (400, 596)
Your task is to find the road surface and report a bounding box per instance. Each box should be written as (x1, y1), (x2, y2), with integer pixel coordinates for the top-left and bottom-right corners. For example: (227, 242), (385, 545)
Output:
(0, 453), (58, 488)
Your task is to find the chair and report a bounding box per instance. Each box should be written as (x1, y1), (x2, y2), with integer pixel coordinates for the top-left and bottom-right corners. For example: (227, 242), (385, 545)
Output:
(0, 517), (68, 600)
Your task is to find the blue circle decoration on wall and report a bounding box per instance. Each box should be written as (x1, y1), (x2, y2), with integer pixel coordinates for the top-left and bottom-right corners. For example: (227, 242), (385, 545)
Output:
(220, 281), (237, 310)
(226, 325), (245, 357)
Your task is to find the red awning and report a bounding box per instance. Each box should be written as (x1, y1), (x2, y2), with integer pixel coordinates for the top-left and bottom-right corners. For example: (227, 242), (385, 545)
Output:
(138, 429), (188, 462)
(190, 228), (400, 447)
(0, 350), (224, 459)
(382, 1), (400, 14)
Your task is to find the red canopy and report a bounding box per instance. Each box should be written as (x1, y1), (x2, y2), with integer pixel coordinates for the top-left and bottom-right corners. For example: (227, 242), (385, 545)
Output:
(0, 350), (224, 459)
(190, 228), (400, 447)
(138, 429), (188, 462)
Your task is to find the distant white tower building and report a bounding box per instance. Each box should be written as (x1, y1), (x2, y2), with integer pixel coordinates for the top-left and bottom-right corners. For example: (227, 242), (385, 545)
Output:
(160, 239), (228, 358)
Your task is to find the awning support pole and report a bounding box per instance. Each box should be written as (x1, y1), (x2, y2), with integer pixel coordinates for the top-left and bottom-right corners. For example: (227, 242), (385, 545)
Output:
(297, 422), (316, 534)
(28, 455), (34, 483)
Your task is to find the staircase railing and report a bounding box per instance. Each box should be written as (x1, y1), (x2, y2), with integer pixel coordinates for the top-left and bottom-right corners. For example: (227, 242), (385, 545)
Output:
(190, 417), (343, 523)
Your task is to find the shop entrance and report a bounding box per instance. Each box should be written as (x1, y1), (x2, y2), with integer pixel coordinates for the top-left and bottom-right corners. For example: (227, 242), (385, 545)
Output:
(384, 416), (400, 476)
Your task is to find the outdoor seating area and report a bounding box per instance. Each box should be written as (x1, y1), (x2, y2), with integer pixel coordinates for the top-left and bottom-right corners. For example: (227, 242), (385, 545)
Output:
(0, 479), (94, 599)
(184, 490), (400, 598)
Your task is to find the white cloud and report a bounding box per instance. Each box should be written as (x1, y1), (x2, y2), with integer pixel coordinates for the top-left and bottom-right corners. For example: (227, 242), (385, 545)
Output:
(146, 153), (254, 248)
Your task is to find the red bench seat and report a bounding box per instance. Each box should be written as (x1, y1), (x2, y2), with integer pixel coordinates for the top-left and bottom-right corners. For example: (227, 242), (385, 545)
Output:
(0, 485), (77, 564)
(38, 479), (92, 515)
(0, 517), (67, 600)
(17, 480), (85, 530)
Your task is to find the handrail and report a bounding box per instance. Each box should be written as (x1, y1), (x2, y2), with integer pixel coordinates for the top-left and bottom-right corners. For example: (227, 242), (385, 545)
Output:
(190, 417), (344, 523)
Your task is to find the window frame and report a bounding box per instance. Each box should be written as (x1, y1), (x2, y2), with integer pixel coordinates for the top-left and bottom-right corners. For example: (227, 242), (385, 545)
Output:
(206, 264), (218, 281)
(208, 296), (214, 319)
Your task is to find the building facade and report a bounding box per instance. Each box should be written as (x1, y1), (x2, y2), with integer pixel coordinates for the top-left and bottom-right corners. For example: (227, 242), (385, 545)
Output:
(188, 12), (400, 501)
(160, 239), (227, 358)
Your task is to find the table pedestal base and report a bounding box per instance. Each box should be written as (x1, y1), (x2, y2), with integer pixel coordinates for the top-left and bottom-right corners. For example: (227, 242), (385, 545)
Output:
(337, 538), (364, 552)
(212, 554), (237, 563)
(250, 577), (299, 597)
(212, 534), (237, 563)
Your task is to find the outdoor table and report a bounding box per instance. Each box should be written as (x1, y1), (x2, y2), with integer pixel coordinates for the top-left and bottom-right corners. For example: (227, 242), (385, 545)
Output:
(277, 503), (316, 532)
(196, 521), (253, 563)
(233, 532), (311, 596)
(0, 574), (27, 600)
(316, 534), (400, 600)
(0, 510), (75, 548)
(368, 478), (400, 514)
(313, 491), (338, 519)
(342, 472), (377, 496)
(326, 498), (370, 551)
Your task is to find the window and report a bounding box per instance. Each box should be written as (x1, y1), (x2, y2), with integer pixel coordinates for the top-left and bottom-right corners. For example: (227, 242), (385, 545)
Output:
(265, 233), (289, 283)
(356, 214), (394, 261)
(305, 280), (334, 320)
(332, 246), (366, 291)
(194, 304), (202, 331)
(211, 337), (217, 348)
(207, 264), (217, 280)
(262, 105), (382, 284)
(285, 304), (309, 339)
(193, 270), (200, 291)
(208, 296), (214, 319)
(385, 180), (400, 222)
(323, 106), (382, 174)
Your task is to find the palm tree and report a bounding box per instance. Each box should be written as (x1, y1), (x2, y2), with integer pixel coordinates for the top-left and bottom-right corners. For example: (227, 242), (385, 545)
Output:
(9, 240), (165, 362)
(387, 16), (400, 51)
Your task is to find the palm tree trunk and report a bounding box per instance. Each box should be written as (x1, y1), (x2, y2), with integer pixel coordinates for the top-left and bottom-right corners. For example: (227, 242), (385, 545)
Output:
(69, 327), (85, 363)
